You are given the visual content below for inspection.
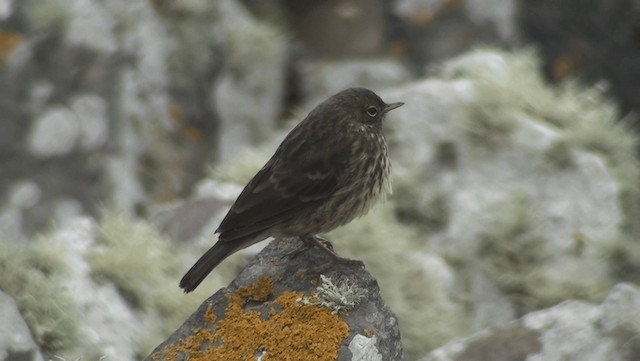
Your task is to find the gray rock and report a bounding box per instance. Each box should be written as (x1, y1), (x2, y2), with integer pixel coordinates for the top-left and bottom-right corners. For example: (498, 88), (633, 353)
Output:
(420, 283), (640, 361)
(213, 0), (288, 162)
(0, 290), (43, 361)
(145, 238), (403, 361)
(27, 107), (79, 157)
(0, 0), (13, 20)
(71, 94), (109, 150)
(8, 181), (41, 210)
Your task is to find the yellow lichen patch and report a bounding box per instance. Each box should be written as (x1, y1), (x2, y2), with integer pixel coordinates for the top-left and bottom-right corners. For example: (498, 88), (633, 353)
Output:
(153, 276), (350, 361)
(363, 328), (374, 337)
(232, 276), (273, 303)
(0, 29), (22, 64)
(151, 306), (218, 361)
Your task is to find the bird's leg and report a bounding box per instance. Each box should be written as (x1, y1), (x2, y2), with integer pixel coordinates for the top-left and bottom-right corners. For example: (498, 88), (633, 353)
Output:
(284, 234), (333, 260)
(283, 238), (313, 260)
(299, 235), (365, 268)
(309, 234), (335, 251)
(284, 235), (325, 260)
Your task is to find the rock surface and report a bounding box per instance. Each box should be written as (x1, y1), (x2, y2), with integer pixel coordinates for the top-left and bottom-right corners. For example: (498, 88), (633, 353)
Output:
(145, 238), (403, 361)
(0, 290), (43, 361)
(420, 283), (640, 361)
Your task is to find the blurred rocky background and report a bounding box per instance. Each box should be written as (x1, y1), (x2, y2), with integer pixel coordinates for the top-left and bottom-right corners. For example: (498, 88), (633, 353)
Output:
(0, 0), (639, 360)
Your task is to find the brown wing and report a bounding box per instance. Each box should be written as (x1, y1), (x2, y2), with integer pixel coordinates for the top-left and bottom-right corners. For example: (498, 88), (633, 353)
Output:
(216, 130), (350, 242)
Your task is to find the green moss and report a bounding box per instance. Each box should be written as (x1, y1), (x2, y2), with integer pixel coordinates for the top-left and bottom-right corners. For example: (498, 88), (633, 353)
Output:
(476, 192), (540, 251)
(0, 239), (79, 354)
(87, 211), (207, 355)
(90, 212), (177, 309)
(607, 238), (640, 282)
(474, 191), (614, 312)
(619, 185), (640, 235)
(211, 146), (271, 185)
(29, 0), (69, 30)
(565, 112), (640, 235)
(464, 95), (518, 148)
(394, 182), (450, 233)
(442, 48), (547, 148)
(392, 258), (467, 361)
(434, 141), (458, 169)
(473, 193), (547, 307)
(226, 23), (281, 83)
(542, 139), (576, 169)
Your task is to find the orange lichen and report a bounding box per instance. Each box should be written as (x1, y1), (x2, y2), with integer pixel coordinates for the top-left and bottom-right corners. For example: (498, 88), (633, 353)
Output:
(0, 29), (22, 64)
(388, 40), (408, 56)
(552, 52), (576, 81)
(167, 102), (184, 122)
(410, 10), (434, 27)
(363, 327), (374, 338)
(184, 125), (205, 143)
(232, 276), (273, 303)
(153, 276), (350, 361)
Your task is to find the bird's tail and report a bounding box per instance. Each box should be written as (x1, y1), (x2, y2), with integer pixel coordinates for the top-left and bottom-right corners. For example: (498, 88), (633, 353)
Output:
(179, 241), (241, 293)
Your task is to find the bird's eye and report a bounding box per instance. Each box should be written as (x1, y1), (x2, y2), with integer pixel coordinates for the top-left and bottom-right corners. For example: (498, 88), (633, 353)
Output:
(366, 106), (378, 117)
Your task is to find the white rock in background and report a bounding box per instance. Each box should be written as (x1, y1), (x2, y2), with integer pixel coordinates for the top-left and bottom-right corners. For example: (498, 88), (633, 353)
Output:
(0, 0), (13, 20)
(420, 283), (640, 361)
(600, 283), (640, 335)
(46, 217), (143, 360)
(524, 301), (614, 361)
(103, 1), (176, 213)
(105, 148), (146, 215)
(28, 106), (79, 157)
(28, 82), (54, 114)
(0, 179), (41, 242)
(66, 0), (117, 53)
(214, 0), (287, 162)
(27, 93), (111, 156)
(54, 199), (84, 228)
(0, 208), (23, 242)
(524, 284), (640, 361)
(0, 290), (43, 361)
(8, 181), (41, 209)
(71, 94), (109, 150)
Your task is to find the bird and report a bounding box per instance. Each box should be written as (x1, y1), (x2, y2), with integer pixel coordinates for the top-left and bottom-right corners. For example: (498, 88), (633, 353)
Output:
(180, 87), (403, 293)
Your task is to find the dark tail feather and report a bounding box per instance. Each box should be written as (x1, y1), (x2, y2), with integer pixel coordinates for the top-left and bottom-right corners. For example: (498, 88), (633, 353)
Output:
(179, 241), (240, 293)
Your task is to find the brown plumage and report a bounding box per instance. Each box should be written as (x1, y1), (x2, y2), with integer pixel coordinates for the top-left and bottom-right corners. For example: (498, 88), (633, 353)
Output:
(180, 88), (403, 293)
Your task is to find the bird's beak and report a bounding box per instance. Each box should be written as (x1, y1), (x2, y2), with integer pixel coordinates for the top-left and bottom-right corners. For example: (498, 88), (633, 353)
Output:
(383, 102), (404, 113)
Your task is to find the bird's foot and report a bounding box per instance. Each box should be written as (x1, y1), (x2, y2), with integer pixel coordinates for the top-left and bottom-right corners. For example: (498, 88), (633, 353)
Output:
(283, 241), (312, 260)
(298, 235), (365, 269)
